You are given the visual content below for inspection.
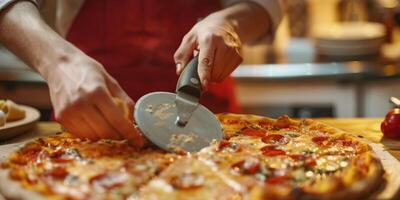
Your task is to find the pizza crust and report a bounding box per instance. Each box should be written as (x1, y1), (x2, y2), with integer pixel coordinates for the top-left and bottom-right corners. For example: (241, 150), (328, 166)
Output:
(0, 170), (45, 200)
(0, 142), (45, 200)
(299, 154), (385, 200)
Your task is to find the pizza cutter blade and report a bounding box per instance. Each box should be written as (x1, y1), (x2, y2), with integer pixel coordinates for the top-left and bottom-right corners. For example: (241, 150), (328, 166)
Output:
(134, 57), (223, 152)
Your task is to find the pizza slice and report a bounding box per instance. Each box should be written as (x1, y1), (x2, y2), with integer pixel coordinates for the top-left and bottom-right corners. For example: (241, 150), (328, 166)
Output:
(2, 133), (177, 200)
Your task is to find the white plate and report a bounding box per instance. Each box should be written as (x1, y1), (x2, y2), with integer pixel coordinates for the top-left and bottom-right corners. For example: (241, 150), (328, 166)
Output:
(0, 105), (40, 141)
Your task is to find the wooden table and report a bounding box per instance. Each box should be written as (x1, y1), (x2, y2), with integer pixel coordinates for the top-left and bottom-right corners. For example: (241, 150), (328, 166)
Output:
(1, 118), (399, 160)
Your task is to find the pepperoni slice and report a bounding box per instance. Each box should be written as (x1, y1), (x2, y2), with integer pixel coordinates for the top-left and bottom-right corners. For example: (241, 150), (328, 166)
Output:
(305, 157), (317, 168)
(231, 158), (260, 174)
(225, 119), (240, 124)
(312, 136), (329, 145)
(49, 150), (65, 158)
(217, 140), (240, 152)
(289, 154), (316, 168)
(261, 146), (286, 156)
(262, 134), (289, 145)
(217, 140), (231, 151)
(258, 121), (273, 128)
(46, 167), (68, 180)
(334, 138), (357, 147)
(274, 116), (291, 128)
(265, 175), (290, 184)
(289, 154), (305, 160)
(241, 127), (266, 137)
(341, 140), (356, 147)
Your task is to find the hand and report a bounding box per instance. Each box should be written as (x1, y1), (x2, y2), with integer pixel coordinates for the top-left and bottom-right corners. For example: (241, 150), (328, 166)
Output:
(46, 51), (143, 147)
(174, 14), (243, 90)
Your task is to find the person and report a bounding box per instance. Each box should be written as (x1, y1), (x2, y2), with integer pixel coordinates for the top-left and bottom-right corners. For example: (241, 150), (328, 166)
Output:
(0, 0), (282, 147)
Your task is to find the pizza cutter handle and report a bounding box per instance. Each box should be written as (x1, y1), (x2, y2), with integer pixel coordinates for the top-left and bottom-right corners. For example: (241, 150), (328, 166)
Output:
(176, 56), (202, 98)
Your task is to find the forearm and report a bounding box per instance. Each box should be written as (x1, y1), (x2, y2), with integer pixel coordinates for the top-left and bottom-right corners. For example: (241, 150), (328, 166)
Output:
(0, 1), (77, 81)
(210, 2), (271, 43)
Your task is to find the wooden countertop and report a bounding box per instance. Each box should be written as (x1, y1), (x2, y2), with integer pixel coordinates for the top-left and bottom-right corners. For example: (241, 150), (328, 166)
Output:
(1, 119), (399, 160)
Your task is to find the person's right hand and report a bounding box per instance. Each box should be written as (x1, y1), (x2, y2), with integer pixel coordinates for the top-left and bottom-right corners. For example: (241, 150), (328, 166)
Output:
(46, 50), (143, 147)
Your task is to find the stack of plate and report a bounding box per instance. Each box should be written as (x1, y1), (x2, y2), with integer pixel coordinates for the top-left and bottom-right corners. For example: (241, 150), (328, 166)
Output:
(313, 22), (385, 57)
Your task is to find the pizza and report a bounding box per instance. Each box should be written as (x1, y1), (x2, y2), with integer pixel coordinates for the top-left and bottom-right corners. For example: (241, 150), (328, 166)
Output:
(0, 114), (384, 200)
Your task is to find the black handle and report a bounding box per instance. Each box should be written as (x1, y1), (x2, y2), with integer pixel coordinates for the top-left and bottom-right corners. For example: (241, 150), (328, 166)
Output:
(176, 56), (202, 98)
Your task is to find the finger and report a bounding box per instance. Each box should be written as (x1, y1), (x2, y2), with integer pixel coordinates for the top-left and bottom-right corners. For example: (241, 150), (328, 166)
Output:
(218, 49), (243, 82)
(210, 46), (227, 83)
(93, 90), (144, 147)
(198, 42), (216, 90)
(73, 116), (99, 140)
(60, 117), (98, 140)
(81, 105), (123, 140)
(112, 97), (133, 122)
(174, 34), (197, 75)
(106, 76), (135, 121)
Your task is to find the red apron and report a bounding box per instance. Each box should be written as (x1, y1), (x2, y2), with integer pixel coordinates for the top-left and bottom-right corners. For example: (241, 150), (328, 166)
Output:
(66, 0), (239, 113)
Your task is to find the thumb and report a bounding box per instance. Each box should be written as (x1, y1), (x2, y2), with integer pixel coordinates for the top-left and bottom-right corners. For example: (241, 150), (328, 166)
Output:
(174, 34), (197, 75)
(106, 75), (134, 122)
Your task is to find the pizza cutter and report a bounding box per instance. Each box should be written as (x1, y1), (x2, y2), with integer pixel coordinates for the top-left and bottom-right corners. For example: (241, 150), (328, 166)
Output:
(134, 57), (223, 152)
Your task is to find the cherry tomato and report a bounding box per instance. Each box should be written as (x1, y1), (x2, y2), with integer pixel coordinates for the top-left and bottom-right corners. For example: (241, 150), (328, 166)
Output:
(381, 108), (400, 139)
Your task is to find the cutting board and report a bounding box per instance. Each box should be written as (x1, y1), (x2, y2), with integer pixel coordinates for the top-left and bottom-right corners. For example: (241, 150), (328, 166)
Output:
(369, 143), (400, 199)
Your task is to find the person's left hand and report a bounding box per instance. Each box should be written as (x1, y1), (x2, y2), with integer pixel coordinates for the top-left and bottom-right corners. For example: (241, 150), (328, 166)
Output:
(174, 14), (243, 90)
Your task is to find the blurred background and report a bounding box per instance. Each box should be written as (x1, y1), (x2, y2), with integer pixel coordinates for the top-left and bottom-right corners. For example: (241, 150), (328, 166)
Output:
(1, 0), (400, 120)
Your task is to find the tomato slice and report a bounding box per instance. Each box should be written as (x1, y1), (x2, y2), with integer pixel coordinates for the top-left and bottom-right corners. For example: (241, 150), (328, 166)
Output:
(261, 146), (286, 156)
(241, 127), (266, 137)
(262, 134), (289, 145)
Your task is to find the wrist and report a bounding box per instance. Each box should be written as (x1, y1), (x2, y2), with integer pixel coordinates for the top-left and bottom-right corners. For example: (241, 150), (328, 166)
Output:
(36, 41), (81, 82)
(210, 2), (269, 43)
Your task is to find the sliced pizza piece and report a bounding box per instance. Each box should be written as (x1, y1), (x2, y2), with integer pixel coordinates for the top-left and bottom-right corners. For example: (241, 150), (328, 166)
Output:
(138, 157), (263, 200)
(3, 134), (177, 200)
(215, 114), (384, 200)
